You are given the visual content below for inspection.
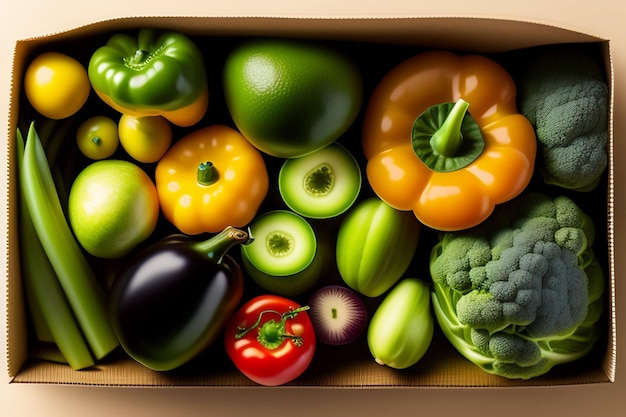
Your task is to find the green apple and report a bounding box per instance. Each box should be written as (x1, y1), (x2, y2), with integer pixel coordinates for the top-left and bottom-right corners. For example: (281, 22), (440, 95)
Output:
(68, 159), (159, 259)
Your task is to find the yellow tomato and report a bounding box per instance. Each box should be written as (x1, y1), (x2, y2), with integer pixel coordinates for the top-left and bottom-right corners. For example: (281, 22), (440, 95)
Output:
(24, 52), (90, 119)
(76, 116), (119, 160)
(118, 115), (173, 163)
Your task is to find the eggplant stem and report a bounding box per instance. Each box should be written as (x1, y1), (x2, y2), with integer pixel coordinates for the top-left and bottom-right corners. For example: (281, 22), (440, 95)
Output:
(192, 226), (252, 264)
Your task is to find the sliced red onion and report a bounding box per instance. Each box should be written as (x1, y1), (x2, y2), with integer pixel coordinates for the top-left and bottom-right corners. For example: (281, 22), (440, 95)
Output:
(308, 285), (368, 345)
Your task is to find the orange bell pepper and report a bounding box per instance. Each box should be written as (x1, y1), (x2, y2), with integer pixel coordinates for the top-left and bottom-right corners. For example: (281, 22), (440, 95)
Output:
(362, 50), (537, 231)
(155, 125), (269, 235)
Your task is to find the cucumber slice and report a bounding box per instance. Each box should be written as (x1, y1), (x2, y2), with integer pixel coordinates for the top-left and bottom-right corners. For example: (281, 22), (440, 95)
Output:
(242, 210), (317, 277)
(241, 247), (322, 297)
(278, 143), (361, 219)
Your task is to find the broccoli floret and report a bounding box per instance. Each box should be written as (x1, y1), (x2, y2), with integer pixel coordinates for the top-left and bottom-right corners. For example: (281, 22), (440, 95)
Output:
(515, 44), (609, 192)
(430, 192), (604, 380)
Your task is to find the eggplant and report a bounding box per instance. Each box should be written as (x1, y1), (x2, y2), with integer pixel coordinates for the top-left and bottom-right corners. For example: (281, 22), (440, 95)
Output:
(109, 226), (251, 371)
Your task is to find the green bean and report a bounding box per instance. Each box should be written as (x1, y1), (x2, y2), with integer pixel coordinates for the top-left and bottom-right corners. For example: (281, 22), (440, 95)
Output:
(17, 128), (95, 369)
(21, 122), (119, 359)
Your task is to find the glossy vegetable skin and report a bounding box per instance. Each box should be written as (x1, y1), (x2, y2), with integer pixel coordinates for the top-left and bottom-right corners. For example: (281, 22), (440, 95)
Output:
(76, 116), (119, 160)
(362, 50), (537, 231)
(224, 295), (316, 386)
(109, 227), (250, 371)
(24, 52), (90, 119)
(368, 279), (434, 369)
(155, 125), (269, 235)
(117, 114), (172, 163)
(88, 29), (208, 127)
(223, 39), (363, 158)
(336, 197), (421, 297)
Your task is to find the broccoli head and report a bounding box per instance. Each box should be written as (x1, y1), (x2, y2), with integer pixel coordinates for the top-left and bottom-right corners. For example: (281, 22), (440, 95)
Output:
(430, 192), (604, 379)
(515, 44), (609, 192)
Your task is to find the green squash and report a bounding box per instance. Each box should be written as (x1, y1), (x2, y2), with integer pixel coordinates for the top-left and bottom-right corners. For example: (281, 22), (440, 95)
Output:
(335, 197), (421, 297)
(367, 278), (434, 369)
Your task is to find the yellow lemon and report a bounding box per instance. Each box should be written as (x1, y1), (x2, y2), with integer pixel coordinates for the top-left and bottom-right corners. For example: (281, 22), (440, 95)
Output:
(24, 52), (90, 119)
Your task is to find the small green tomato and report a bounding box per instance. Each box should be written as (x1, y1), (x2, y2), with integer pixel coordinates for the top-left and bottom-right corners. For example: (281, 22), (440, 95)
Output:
(76, 116), (119, 160)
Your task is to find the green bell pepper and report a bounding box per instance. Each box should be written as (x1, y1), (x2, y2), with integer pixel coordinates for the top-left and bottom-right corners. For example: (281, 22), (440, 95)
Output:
(88, 28), (208, 127)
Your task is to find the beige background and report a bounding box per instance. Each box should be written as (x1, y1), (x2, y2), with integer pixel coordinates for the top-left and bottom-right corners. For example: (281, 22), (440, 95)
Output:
(1, 0), (624, 416)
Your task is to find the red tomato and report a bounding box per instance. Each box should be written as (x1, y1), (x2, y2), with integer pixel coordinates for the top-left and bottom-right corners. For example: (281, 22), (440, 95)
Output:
(224, 295), (316, 386)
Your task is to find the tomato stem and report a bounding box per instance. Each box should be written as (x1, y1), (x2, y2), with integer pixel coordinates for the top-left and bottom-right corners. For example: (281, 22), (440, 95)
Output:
(235, 305), (310, 349)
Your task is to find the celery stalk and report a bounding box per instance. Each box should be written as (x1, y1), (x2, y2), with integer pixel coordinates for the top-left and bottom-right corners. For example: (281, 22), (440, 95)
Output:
(20, 122), (61, 344)
(21, 123), (119, 359)
(30, 342), (70, 364)
(23, 281), (55, 343)
(19, 122), (57, 343)
(17, 128), (95, 369)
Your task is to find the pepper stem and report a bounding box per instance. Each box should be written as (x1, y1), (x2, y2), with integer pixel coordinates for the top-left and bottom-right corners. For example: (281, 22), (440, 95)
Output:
(192, 226), (253, 264)
(429, 98), (470, 157)
(197, 161), (219, 186)
(124, 49), (152, 69)
(235, 306), (310, 349)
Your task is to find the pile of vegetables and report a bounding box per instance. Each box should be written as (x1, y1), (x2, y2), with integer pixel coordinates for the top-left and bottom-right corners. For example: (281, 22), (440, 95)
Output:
(15, 27), (609, 384)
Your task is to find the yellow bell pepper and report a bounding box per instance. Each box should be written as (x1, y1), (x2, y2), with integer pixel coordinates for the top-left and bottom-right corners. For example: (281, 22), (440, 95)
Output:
(155, 125), (269, 235)
(362, 50), (537, 231)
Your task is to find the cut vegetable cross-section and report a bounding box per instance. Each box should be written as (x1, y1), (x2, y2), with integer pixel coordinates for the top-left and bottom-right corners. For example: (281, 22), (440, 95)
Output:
(278, 143), (361, 219)
(241, 210), (321, 296)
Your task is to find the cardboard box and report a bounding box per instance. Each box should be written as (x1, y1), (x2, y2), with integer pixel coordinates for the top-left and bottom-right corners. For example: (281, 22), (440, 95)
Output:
(5, 16), (616, 387)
